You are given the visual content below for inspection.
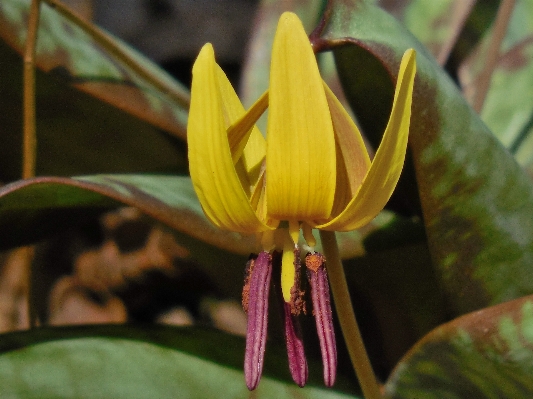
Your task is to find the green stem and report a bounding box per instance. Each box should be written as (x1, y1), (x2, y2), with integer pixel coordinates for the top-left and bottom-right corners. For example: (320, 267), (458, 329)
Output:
(319, 230), (382, 399)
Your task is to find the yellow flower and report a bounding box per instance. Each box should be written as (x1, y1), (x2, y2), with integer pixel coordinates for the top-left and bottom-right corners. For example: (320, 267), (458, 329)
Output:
(189, 11), (415, 291)
(187, 11), (416, 390)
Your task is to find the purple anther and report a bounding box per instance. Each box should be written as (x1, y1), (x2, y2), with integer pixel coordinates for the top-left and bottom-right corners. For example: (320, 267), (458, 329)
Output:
(306, 252), (337, 387)
(244, 251), (272, 390)
(283, 301), (308, 387)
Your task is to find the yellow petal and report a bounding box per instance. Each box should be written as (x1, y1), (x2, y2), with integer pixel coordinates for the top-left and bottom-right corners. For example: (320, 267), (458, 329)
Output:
(240, 93), (268, 186)
(323, 82), (371, 218)
(318, 49), (417, 231)
(188, 44), (270, 233)
(266, 12), (336, 221)
(227, 91), (268, 165)
(221, 83), (267, 195)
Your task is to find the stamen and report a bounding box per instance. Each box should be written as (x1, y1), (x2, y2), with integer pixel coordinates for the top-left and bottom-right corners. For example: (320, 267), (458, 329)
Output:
(244, 251), (272, 390)
(289, 246), (305, 316)
(302, 223), (316, 248)
(283, 302), (308, 387)
(288, 220), (300, 244)
(260, 230), (275, 252)
(306, 252), (337, 387)
(306, 252), (322, 273)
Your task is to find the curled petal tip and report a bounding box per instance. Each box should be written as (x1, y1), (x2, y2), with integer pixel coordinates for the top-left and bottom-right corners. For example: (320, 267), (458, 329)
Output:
(316, 48), (417, 232)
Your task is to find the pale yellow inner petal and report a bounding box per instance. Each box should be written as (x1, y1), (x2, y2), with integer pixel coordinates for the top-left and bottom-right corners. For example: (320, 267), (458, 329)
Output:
(241, 122), (266, 191)
(227, 90), (268, 164)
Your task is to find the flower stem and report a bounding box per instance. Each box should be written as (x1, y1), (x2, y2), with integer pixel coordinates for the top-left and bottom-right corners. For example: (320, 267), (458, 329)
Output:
(319, 230), (382, 399)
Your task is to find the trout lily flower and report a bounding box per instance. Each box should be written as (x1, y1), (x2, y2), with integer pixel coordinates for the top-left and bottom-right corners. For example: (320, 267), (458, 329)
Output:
(188, 12), (416, 391)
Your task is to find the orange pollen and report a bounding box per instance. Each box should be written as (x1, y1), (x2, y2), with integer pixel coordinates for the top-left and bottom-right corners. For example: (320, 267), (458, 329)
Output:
(305, 252), (325, 273)
(242, 256), (255, 313)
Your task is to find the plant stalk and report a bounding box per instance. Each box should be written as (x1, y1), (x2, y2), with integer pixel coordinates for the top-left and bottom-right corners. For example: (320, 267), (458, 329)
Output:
(472, 0), (515, 113)
(23, 0), (41, 179)
(23, 0), (42, 330)
(319, 230), (382, 399)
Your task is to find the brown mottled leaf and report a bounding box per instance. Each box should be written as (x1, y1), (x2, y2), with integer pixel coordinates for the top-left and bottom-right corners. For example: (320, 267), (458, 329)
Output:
(0, 174), (382, 299)
(0, 0), (189, 137)
(0, 0), (189, 181)
(321, 0), (533, 315)
(385, 295), (533, 398)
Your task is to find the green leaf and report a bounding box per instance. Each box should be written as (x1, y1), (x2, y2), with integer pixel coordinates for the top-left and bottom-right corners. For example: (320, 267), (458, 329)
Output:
(385, 295), (533, 398)
(377, 0), (499, 72)
(322, 0), (533, 315)
(0, 172), (388, 262)
(0, 173), (383, 302)
(0, 0), (189, 181)
(0, 175), (256, 299)
(0, 325), (361, 398)
(0, 175), (255, 255)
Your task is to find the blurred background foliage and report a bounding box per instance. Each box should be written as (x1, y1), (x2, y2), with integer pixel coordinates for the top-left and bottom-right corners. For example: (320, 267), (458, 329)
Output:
(0, 0), (532, 397)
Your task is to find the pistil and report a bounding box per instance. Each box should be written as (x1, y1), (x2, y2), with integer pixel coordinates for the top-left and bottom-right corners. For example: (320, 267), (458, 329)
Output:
(283, 246), (308, 387)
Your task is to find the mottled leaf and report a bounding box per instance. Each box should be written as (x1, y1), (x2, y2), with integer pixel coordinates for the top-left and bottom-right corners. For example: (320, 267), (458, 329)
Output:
(0, 324), (361, 398)
(0, 175), (256, 300)
(0, 0), (189, 181)
(385, 295), (533, 398)
(321, 0), (533, 315)
(0, 0), (189, 137)
(0, 174), (380, 299)
(0, 175), (256, 255)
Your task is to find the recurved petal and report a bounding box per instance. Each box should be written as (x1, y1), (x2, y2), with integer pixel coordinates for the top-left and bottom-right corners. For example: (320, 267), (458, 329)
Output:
(188, 44), (270, 233)
(323, 82), (371, 218)
(318, 49), (416, 231)
(266, 12), (336, 221)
